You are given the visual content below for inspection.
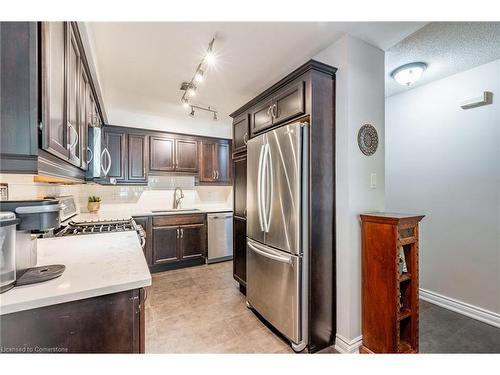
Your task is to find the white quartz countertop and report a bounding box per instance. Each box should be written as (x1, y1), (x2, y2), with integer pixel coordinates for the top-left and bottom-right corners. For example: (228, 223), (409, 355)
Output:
(0, 231), (152, 315)
(72, 205), (233, 222)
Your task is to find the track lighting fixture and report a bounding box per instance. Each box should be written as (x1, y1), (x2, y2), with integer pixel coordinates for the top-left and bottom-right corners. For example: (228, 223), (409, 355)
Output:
(180, 36), (216, 111)
(188, 105), (218, 121)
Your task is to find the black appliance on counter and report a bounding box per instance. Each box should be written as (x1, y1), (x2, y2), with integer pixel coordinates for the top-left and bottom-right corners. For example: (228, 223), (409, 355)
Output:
(0, 199), (65, 292)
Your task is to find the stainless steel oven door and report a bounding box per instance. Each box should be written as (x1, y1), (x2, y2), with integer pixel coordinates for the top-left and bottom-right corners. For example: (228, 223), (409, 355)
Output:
(246, 238), (302, 344)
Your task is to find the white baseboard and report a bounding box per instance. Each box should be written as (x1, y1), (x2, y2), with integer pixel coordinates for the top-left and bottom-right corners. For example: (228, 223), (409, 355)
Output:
(420, 288), (500, 328)
(334, 333), (363, 353)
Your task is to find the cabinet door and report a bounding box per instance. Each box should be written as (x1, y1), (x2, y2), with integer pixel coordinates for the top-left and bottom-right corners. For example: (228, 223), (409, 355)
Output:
(66, 23), (82, 167)
(180, 224), (205, 260)
(79, 66), (90, 170)
(103, 130), (126, 180)
(215, 141), (231, 183)
(250, 99), (273, 136)
(149, 136), (175, 172)
(273, 81), (305, 125)
(233, 217), (247, 286)
(0, 22), (38, 172)
(128, 134), (147, 181)
(40, 22), (69, 160)
(199, 141), (216, 182)
(232, 114), (249, 155)
(152, 226), (179, 264)
(233, 155), (247, 219)
(175, 139), (198, 173)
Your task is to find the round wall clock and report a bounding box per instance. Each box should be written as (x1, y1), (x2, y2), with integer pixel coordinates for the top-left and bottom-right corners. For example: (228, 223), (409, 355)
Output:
(357, 124), (378, 156)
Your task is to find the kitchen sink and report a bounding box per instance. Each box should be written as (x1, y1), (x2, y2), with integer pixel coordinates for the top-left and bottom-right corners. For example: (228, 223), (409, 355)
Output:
(151, 208), (201, 213)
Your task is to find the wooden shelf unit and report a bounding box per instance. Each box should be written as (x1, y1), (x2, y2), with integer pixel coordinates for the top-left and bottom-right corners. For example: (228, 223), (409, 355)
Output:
(360, 212), (424, 354)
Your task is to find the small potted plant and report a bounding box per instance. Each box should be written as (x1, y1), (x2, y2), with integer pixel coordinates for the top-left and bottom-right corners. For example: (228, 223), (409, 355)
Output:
(87, 196), (101, 213)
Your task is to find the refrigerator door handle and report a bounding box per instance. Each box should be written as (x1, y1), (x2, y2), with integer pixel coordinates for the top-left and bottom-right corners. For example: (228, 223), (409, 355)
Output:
(257, 144), (266, 232)
(248, 241), (292, 264)
(264, 143), (273, 232)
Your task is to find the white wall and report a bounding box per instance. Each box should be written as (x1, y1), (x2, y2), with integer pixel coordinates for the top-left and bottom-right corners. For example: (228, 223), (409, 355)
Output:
(107, 102), (232, 139)
(314, 34), (386, 352)
(386, 60), (500, 315)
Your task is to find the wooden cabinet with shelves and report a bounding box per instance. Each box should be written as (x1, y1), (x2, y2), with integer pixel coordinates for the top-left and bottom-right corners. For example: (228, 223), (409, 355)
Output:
(360, 213), (424, 354)
(199, 139), (231, 184)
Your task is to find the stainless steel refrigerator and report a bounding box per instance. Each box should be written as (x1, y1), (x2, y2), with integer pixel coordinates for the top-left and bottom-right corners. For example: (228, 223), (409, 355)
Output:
(246, 120), (309, 352)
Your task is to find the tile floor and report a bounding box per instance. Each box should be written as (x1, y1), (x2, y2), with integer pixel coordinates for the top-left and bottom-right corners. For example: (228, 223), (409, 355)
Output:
(145, 261), (500, 354)
(145, 261), (296, 353)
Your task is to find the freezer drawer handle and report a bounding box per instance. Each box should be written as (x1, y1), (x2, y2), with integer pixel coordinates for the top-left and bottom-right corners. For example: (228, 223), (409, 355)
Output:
(248, 242), (292, 264)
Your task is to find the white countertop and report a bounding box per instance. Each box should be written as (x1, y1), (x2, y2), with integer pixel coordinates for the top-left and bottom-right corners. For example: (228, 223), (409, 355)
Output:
(0, 231), (152, 315)
(72, 205), (233, 222)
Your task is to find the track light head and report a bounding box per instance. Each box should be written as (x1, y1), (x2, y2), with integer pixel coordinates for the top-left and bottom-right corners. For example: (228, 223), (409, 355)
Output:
(181, 97), (189, 108)
(194, 69), (204, 83)
(213, 112), (218, 121)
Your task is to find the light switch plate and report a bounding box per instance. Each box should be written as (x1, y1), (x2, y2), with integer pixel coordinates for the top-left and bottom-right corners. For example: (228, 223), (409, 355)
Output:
(370, 173), (377, 189)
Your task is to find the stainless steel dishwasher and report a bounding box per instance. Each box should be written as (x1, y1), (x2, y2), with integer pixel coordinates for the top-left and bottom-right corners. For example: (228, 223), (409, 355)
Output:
(207, 212), (233, 263)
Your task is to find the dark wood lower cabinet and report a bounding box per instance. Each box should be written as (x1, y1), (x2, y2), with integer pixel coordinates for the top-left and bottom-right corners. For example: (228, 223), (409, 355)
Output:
(153, 225), (179, 264)
(149, 214), (207, 272)
(0, 289), (145, 353)
(233, 216), (247, 289)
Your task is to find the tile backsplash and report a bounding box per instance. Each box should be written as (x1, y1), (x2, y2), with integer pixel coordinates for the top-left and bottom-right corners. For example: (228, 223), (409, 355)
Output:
(0, 174), (232, 212)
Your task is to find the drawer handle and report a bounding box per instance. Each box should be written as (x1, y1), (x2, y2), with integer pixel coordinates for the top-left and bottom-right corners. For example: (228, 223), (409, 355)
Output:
(248, 242), (291, 264)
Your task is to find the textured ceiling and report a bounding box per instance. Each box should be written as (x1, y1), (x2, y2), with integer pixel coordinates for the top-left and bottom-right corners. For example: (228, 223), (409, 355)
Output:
(386, 22), (500, 97)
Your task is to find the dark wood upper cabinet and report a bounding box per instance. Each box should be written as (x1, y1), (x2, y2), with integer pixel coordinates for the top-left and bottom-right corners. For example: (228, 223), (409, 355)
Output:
(251, 99), (273, 135)
(232, 114), (249, 155)
(40, 22), (69, 161)
(216, 141), (231, 183)
(79, 63), (90, 171)
(0, 22), (38, 173)
(179, 224), (205, 260)
(199, 139), (231, 184)
(128, 134), (147, 182)
(66, 23), (82, 167)
(149, 136), (175, 172)
(273, 81), (305, 124)
(250, 81), (305, 136)
(175, 139), (198, 173)
(103, 129), (126, 181)
(199, 141), (216, 182)
(233, 154), (247, 219)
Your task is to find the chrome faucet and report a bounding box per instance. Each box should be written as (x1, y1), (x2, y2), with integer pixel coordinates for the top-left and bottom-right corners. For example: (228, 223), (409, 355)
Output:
(173, 187), (184, 209)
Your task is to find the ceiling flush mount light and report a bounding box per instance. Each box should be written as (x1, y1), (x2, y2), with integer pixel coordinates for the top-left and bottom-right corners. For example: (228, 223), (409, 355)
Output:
(391, 62), (427, 87)
(180, 36), (216, 110)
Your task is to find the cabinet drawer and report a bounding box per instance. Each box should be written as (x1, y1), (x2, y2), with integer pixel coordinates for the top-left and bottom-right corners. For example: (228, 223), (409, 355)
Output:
(153, 214), (205, 227)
